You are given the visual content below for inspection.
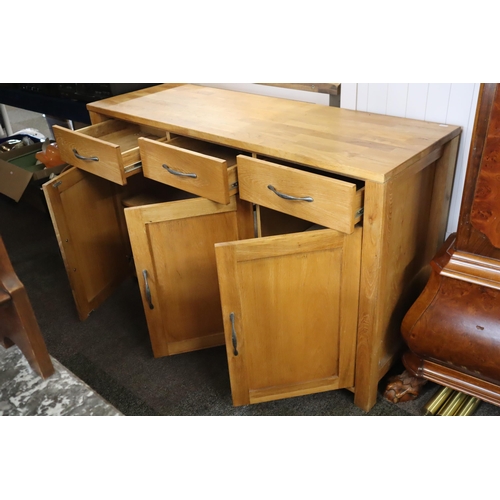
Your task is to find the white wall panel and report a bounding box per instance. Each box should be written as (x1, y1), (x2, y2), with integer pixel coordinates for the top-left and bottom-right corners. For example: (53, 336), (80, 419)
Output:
(356, 84), (369, 112)
(445, 84), (481, 233)
(406, 84), (429, 120)
(366, 84), (388, 115)
(340, 83), (357, 110)
(425, 84), (452, 123)
(386, 84), (409, 118)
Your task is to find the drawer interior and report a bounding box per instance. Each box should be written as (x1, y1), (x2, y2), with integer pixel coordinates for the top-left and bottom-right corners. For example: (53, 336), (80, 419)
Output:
(79, 120), (163, 155)
(121, 173), (198, 208)
(120, 174), (199, 277)
(165, 136), (243, 166)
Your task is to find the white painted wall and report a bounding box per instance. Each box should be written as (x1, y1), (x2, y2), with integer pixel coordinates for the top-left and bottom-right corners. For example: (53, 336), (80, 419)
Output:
(196, 83), (480, 237)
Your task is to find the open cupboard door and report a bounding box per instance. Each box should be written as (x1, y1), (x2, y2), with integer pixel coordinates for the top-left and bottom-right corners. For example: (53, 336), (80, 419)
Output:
(215, 226), (362, 406)
(124, 195), (253, 358)
(42, 167), (132, 320)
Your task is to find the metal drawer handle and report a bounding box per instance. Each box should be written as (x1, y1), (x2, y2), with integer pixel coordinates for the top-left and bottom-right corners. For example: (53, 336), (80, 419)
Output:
(142, 270), (154, 310)
(268, 184), (313, 202)
(73, 148), (99, 162)
(229, 312), (238, 356)
(162, 163), (197, 179)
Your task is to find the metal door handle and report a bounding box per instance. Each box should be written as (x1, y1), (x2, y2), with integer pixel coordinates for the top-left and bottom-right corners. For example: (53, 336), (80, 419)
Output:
(229, 312), (238, 356)
(142, 270), (154, 309)
(162, 163), (197, 178)
(73, 149), (99, 162)
(268, 184), (313, 202)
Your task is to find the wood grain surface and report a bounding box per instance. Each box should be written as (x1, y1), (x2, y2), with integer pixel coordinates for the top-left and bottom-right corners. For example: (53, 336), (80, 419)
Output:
(88, 84), (461, 183)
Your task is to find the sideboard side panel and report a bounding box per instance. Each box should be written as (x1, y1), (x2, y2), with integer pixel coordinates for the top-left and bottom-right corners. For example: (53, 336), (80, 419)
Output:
(354, 138), (459, 411)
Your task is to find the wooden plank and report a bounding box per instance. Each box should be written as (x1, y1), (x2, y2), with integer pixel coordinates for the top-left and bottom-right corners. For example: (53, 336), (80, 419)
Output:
(338, 226), (362, 387)
(87, 84), (461, 183)
(354, 180), (387, 410)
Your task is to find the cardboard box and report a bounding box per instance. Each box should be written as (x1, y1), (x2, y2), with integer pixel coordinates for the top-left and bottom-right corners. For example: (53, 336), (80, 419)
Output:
(0, 142), (66, 206)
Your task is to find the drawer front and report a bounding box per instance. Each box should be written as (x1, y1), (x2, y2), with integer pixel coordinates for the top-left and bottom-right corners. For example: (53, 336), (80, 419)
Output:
(139, 137), (238, 205)
(237, 156), (363, 234)
(54, 121), (144, 185)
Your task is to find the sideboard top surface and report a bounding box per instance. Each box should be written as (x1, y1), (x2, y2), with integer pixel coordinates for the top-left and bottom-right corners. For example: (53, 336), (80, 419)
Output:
(87, 84), (461, 183)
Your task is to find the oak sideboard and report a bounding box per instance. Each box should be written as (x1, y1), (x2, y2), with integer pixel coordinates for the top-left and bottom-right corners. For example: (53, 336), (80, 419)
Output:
(42, 83), (461, 412)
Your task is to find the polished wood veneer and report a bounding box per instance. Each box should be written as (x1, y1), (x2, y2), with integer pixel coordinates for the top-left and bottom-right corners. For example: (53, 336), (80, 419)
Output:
(391, 83), (500, 408)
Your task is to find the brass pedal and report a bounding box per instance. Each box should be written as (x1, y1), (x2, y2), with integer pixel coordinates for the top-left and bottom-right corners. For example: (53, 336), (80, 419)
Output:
(421, 386), (481, 416)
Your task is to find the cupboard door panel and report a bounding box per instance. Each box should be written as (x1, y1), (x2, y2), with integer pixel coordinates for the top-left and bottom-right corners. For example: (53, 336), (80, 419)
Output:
(42, 167), (131, 320)
(215, 226), (362, 406)
(125, 196), (253, 357)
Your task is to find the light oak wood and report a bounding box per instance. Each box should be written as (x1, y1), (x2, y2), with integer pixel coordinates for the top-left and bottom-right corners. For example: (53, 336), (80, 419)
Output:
(48, 84), (461, 411)
(87, 84), (185, 124)
(353, 153), (450, 410)
(215, 227), (362, 405)
(237, 155), (363, 234)
(139, 136), (240, 204)
(42, 167), (131, 320)
(53, 120), (161, 185)
(124, 195), (254, 357)
(87, 84), (460, 183)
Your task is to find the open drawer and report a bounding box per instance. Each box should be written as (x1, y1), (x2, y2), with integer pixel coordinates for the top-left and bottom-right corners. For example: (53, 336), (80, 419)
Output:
(53, 120), (162, 185)
(139, 136), (239, 205)
(237, 155), (364, 234)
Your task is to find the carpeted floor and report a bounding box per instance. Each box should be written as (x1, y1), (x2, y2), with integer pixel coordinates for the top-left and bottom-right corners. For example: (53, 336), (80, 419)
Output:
(2, 191), (500, 417)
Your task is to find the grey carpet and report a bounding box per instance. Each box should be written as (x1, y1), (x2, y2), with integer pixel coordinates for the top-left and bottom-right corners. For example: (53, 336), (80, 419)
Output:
(1, 192), (498, 416)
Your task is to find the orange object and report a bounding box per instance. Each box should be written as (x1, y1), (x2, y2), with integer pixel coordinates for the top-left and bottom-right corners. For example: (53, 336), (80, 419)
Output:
(35, 142), (63, 168)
